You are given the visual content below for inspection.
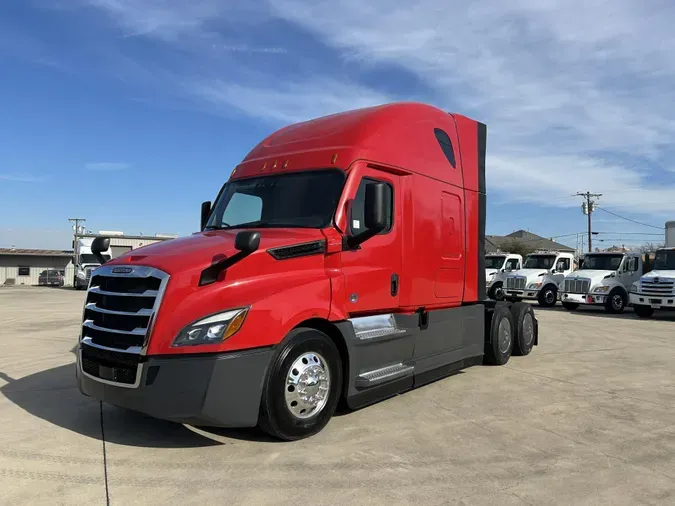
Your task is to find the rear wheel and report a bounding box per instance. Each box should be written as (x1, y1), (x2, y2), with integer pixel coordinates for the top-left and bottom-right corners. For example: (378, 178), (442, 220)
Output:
(537, 285), (558, 307)
(484, 305), (515, 365)
(562, 301), (579, 311)
(258, 327), (342, 441)
(604, 289), (626, 314)
(489, 282), (505, 301)
(633, 304), (654, 318)
(510, 302), (536, 356)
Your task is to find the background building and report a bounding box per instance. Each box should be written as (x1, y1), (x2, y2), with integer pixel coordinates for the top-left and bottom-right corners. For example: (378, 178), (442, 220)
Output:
(1, 232), (178, 287)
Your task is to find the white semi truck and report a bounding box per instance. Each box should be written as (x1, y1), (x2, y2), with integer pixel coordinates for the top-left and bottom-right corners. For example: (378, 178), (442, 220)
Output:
(629, 221), (675, 318)
(73, 237), (112, 290)
(485, 252), (522, 300)
(504, 251), (576, 307)
(559, 251), (643, 313)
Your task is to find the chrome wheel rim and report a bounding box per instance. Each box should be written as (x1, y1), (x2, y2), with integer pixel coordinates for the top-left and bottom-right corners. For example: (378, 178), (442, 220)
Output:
(498, 318), (512, 354)
(284, 352), (331, 419)
(545, 290), (555, 304)
(494, 286), (504, 300)
(522, 313), (534, 346)
(612, 294), (623, 310)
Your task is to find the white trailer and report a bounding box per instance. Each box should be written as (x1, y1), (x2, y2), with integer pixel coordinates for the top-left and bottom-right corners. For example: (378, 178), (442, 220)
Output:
(73, 237), (112, 290)
(629, 221), (675, 318)
(560, 251), (643, 313)
(504, 251), (576, 307)
(485, 252), (522, 300)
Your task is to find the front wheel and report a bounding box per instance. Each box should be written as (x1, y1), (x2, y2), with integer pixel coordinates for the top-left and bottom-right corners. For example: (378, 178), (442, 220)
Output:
(605, 290), (626, 314)
(633, 304), (654, 318)
(258, 327), (342, 441)
(489, 282), (505, 301)
(537, 286), (558, 308)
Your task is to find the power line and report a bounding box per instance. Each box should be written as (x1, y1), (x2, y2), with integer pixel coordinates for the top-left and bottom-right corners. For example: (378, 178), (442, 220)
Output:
(594, 231), (664, 236)
(595, 207), (664, 230)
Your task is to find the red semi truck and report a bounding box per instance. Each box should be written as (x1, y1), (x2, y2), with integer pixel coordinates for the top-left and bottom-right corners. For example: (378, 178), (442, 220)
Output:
(76, 102), (539, 441)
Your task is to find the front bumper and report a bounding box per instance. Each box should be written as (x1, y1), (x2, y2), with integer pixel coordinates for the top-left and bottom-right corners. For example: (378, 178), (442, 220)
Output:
(505, 289), (538, 300)
(76, 343), (274, 427)
(560, 292), (608, 305)
(629, 292), (675, 309)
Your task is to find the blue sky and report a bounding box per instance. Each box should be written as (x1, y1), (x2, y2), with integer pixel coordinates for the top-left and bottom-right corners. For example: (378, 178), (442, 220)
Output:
(1, 0), (673, 251)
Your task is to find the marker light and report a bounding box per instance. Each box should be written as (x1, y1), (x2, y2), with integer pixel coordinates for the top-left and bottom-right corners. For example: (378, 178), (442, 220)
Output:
(172, 307), (249, 347)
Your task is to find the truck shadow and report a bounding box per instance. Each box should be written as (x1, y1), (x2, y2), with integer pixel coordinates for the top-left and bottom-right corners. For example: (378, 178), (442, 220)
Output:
(0, 349), (231, 448)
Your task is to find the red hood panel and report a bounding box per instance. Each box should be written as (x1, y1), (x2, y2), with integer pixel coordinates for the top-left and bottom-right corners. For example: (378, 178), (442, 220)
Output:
(108, 228), (325, 274)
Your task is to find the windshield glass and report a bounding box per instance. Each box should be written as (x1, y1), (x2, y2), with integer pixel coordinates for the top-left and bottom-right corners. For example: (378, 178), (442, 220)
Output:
(206, 169), (346, 230)
(80, 254), (110, 264)
(580, 254), (623, 270)
(523, 255), (556, 269)
(653, 250), (675, 270)
(485, 256), (506, 269)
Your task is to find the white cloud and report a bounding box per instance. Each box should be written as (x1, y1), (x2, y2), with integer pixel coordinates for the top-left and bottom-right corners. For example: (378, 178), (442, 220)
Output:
(188, 79), (392, 124)
(36, 1), (675, 216)
(84, 162), (130, 171)
(0, 173), (46, 183)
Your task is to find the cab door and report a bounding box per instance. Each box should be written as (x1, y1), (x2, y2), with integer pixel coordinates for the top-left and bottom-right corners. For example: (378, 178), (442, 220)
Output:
(620, 255), (641, 286)
(340, 167), (401, 314)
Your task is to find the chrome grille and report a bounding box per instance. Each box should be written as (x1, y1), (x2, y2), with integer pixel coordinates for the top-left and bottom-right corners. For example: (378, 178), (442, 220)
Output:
(81, 266), (168, 352)
(506, 277), (526, 290)
(564, 278), (591, 294)
(640, 279), (675, 296)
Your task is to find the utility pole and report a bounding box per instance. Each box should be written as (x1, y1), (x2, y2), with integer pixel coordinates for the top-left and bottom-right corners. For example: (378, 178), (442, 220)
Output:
(575, 192), (602, 252)
(68, 218), (86, 286)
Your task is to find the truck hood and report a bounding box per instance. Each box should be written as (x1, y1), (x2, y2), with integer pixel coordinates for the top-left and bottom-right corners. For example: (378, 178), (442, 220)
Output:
(107, 228), (326, 274)
(509, 268), (549, 282)
(641, 270), (675, 282)
(485, 268), (500, 277)
(566, 270), (614, 284)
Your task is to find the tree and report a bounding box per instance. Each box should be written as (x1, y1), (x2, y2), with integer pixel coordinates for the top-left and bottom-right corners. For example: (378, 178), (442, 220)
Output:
(637, 242), (664, 253)
(499, 239), (537, 258)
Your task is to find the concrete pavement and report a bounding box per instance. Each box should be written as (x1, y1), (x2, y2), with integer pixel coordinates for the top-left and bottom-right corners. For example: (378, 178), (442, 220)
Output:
(1, 286), (674, 505)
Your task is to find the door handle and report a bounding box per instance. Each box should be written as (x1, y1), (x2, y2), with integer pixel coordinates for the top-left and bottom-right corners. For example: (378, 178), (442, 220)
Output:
(391, 273), (399, 297)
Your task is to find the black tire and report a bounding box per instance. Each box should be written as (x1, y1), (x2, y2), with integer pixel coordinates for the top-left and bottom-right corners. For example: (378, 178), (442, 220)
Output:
(604, 289), (626, 314)
(537, 285), (558, 307)
(633, 304), (654, 318)
(562, 301), (579, 311)
(510, 302), (536, 356)
(506, 296), (522, 303)
(258, 327), (342, 441)
(488, 282), (505, 301)
(484, 304), (515, 365)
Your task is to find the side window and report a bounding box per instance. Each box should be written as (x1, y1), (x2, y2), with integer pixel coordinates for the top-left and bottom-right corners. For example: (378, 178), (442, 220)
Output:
(18, 266), (30, 276)
(506, 258), (519, 270)
(557, 258), (570, 271)
(221, 192), (263, 226)
(350, 178), (393, 235)
(434, 128), (456, 168)
(626, 257), (637, 272)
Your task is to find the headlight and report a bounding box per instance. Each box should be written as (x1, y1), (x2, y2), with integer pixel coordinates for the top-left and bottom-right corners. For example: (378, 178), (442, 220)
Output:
(593, 286), (610, 293)
(77, 271), (85, 279)
(631, 282), (638, 292)
(172, 307), (249, 347)
(527, 282), (542, 289)
(486, 279), (492, 286)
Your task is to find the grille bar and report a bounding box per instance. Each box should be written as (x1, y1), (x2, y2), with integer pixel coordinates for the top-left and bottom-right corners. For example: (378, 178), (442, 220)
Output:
(89, 286), (159, 298)
(85, 302), (153, 317)
(83, 320), (147, 336)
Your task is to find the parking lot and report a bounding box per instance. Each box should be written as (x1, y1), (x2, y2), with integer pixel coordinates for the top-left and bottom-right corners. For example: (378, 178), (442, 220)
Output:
(0, 286), (673, 505)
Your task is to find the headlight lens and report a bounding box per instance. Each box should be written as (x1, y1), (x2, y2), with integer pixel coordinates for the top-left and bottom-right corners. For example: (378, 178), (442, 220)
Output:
(527, 282), (542, 289)
(631, 282), (638, 292)
(172, 307), (249, 347)
(593, 286), (610, 293)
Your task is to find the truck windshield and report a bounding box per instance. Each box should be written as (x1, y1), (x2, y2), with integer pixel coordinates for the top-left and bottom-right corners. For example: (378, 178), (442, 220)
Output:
(653, 250), (675, 270)
(206, 169), (346, 230)
(523, 255), (556, 269)
(485, 256), (506, 269)
(580, 254), (623, 270)
(80, 254), (110, 264)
